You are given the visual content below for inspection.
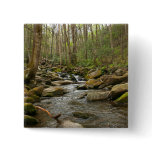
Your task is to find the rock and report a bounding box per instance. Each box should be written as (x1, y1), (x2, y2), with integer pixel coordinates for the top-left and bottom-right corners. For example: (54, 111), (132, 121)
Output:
(24, 115), (38, 126)
(99, 73), (128, 89)
(24, 97), (35, 103)
(42, 86), (64, 97)
(51, 80), (73, 86)
(60, 120), (83, 128)
(24, 95), (40, 103)
(86, 78), (102, 89)
(87, 91), (110, 102)
(86, 69), (102, 79)
(110, 83), (128, 99)
(113, 92), (128, 107)
(70, 74), (77, 82)
(35, 76), (43, 83)
(24, 88), (28, 96)
(77, 84), (87, 90)
(47, 71), (63, 81)
(72, 112), (95, 119)
(36, 71), (43, 76)
(24, 103), (36, 115)
(27, 86), (44, 97)
(115, 69), (124, 76)
(45, 79), (52, 85)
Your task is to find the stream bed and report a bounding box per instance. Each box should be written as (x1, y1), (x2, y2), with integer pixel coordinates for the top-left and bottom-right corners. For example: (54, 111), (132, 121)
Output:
(33, 78), (128, 128)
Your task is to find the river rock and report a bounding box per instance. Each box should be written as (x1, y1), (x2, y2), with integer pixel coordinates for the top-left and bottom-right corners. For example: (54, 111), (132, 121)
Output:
(85, 78), (103, 89)
(115, 69), (124, 76)
(24, 103), (36, 115)
(77, 84), (87, 90)
(99, 73), (128, 89)
(24, 95), (40, 103)
(110, 83), (128, 99)
(24, 88), (28, 96)
(86, 69), (102, 79)
(24, 115), (38, 126)
(27, 86), (44, 97)
(42, 86), (64, 97)
(87, 91), (110, 102)
(72, 112), (95, 119)
(113, 92), (128, 107)
(51, 80), (73, 86)
(60, 120), (83, 128)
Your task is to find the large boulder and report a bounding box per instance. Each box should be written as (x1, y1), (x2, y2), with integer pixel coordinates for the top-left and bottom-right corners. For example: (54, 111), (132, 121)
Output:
(42, 86), (64, 97)
(51, 80), (73, 86)
(86, 69), (102, 79)
(110, 83), (128, 99)
(24, 103), (36, 115)
(85, 78), (103, 89)
(113, 92), (128, 107)
(27, 86), (44, 97)
(60, 120), (83, 128)
(99, 72), (128, 89)
(24, 115), (38, 127)
(87, 91), (110, 102)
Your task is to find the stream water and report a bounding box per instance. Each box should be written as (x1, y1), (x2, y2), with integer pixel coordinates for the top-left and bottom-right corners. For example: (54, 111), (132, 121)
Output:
(33, 74), (128, 128)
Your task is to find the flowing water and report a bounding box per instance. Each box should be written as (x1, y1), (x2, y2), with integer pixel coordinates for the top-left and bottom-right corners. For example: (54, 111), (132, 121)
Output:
(33, 74), (128, 128)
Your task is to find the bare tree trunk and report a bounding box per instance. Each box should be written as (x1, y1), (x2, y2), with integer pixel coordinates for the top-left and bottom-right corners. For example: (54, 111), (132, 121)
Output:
(50, 27), (54, 58)
(109, 24), (114, 63)
(24, 24), (42, 83)
(63, 24), (68, 65)
(83, 24), (88, 60)
(58, 24), (62, 66)
(71, 24), (77, 64)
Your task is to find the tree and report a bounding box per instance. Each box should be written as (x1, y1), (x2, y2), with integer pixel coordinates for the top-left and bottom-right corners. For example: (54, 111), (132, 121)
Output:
(24, 24), (42, 83)
(109, 24), (114, 63)
(71, 24), (77, 64)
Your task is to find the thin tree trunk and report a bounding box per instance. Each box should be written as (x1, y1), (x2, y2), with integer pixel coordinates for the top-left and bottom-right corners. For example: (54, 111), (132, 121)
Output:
(71, 24), (77, 64)
(58, 24), (62, 66)
(63, 24), (68, 65)
(109, 24), (114, 63)
(50, 28), (54, 58)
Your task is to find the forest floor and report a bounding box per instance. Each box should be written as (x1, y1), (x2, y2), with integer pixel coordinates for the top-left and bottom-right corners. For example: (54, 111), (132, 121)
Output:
(24, 61), (128, 128)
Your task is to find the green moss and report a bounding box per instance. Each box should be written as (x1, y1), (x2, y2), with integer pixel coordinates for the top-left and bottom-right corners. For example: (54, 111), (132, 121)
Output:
(113, 92), (128, 106)
(24, 97), (35, 103)
(24, 103), (36, 115)
(55, 68), (61, 72)
(24, 95), (40, 103)
(24, 115), (38, 126)
(27, 86), (44, 97)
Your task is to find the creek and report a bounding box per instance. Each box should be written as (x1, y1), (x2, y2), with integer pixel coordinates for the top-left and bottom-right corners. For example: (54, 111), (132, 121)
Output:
(33, 73), (128, 128)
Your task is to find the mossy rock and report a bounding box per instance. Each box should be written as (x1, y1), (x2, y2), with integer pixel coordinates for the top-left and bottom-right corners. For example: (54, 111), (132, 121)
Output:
(27, 86), (44, 97)
(24, 97), (35, 103)
(113, 92), (128, 107)
(24, 103), (36, 115)
(72, 112), (95, 119)
(24, 115), (38, 127)
(86, 79), (102, 89)
(86, 69), (102, 79)
(24, 95), (40, 103)
(42, 86), (64, 97)
(24, 88), (28, 96)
